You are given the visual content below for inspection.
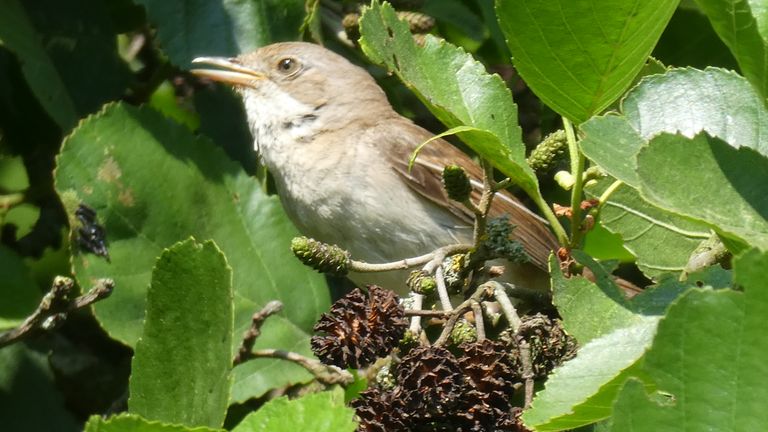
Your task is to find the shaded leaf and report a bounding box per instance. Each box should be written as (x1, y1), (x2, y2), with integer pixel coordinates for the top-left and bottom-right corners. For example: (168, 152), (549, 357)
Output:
(652, 7), (738, 70)
(0, 343), (79, 432)
(637, 133), (768, 250)
(128, 239), (232, 428)
(0, 245), (40, 329)
(134, 0), (305, 68)
(695, 0), (768, 98)
(585, 178), (710, 277)
(496, 0), (678, 123)
(0, 0), (131, 130)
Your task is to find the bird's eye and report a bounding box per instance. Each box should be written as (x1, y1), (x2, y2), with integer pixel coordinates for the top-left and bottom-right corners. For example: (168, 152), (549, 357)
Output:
(276, 57), (301, 75)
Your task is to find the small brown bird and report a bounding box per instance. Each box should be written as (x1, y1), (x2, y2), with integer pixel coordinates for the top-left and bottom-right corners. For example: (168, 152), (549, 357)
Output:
(191, 42), (557, 293)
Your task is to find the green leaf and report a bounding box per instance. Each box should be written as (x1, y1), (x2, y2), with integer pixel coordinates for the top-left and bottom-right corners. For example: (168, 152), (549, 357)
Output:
(579, 68), (767, 277)
(580, 116), (646, 187)
(54, 103), (330, 402)
(0, 245), (40, 329)
(0, 0), (131, 130)
(585, 179), (710, 277)
(0, 343), (79, 432)
(85, 414), (222, 432)
(231, 388), (357, 432)
(496, 0), (678, 123)
(550, 254), (639, 345)
(128, 238), (232, 428)
(359, 1), (540, 200)
(522, 323), (658, 431)
(134, 0), (305, 68)
(622, 68), (768, 156)
(694, 0), (768, 98)
(610, 249), (768, 431)
(637, 133), (768, 250)
(526, 254), (706, 429)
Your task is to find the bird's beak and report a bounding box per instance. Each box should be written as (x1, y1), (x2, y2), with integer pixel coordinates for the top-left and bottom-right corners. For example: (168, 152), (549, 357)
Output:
(190, 57), (266, 87)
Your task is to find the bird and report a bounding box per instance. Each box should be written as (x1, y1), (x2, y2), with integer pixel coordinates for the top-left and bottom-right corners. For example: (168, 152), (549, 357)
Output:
(191, 42), (558, 294)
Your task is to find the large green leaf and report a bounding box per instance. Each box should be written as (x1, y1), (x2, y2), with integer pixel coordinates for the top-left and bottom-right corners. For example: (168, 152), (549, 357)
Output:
(610, 249), (768, 431)
(85, 414), (222, 432)
(622, 68), (768, 155)
(580, 116), (646, 187)
(54, 103), (330, 402)
(585, 179), (710, 277)
(579, 68), (767, 277)
(128, 239), (232, 428)
(0, 0), (131, 130)
(231, 388), (357, 432)
(496, 0), (678, 123)
(359, 1), (540, 200)
(694, 0), (768, 98)
(134, 0), (305, 68)
(637, 133), (768, 250)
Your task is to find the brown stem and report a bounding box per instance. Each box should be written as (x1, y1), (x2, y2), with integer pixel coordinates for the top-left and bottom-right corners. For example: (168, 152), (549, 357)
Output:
(233, 301), (284, 365)
(471, 300), (485, 341)
(434, 282), (494, 346)
(243, 349), (354, 386)
(0, 277), (114, 349)
(518, 339), (534, 409)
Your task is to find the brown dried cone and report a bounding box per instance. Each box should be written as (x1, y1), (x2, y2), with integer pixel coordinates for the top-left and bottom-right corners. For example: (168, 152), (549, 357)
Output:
(352, 387), (410, 432)
(516, 313), (578, 378)
(396, 346), (467, 427)
(311, 286), (407, 369)
(455, 340), (522, 431)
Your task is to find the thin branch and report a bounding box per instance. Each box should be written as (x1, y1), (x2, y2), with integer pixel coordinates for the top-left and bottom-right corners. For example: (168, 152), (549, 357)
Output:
(518, 339), (535, 409)
(434, 265), (454, 311)
(233, 301), (284, 365)
(0, 277), (114, 349)
(245, 349), (354, 386)
(596, 179), (623, 212)
(434, 282), (494, 346)
(349, 243), (472, 273)
(408, 293), (424, 334)
(471, 301), (485, 341)
(404, 309), (450, 318)
(492, 282), (523, 333)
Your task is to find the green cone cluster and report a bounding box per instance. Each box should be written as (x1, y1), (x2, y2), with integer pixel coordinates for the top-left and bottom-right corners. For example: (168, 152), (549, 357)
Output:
(442, 164), (472, 202)
(527, 129), (568, 172)
(290, 236), (350, 276)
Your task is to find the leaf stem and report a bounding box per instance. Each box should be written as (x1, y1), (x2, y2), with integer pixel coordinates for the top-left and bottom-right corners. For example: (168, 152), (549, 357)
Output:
(564, 117), (586, 248)
(532, 193), (569, 246)
(596, 179), (623, 212)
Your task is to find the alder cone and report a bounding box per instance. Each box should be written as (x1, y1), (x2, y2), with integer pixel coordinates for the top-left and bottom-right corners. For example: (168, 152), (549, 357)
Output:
(456, 340), (521, 431)
(352, 387), (409, 432)
(311, 285), (407, 369)
(396, 346), (467, 424)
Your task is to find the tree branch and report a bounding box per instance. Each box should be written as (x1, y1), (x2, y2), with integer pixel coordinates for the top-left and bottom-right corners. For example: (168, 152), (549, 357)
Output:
(0, 277), (114, 349)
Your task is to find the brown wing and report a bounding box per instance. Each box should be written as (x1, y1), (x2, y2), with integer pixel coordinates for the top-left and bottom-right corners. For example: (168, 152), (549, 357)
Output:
(383, 119), (558, 270)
